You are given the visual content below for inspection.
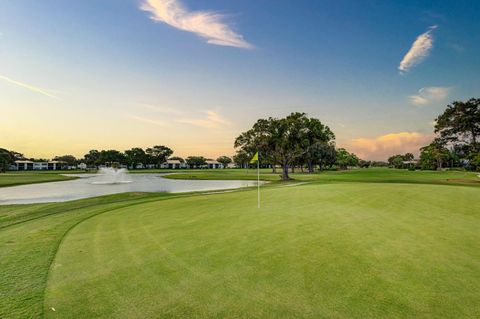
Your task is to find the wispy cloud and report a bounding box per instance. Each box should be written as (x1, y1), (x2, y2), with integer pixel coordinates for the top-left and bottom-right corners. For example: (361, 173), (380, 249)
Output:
(348, 132), (433, 160)
(448, 43), (465, 53)
(398, 25), (437, 73)
(140, 0), (252, 49)
(409, 86), (451, 106)
(0, 75), (58, 99)
(177, 110), (231, 128)
(126, 114), (168, 127)
(140, 104), (184, 115)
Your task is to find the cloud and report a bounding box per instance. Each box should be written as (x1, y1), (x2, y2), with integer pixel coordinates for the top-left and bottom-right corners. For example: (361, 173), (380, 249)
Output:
(141, 104), (184, 115)
(409, 86), (451, 106)
(348, 132), (433, 160)
(177, 110), (231, 128)
(398, 25), (437, 73)
(0, 75), (58, 99)
(140, 0), (252, 49)
(448, 43), (465, 53)
(126, 114), (168, 127)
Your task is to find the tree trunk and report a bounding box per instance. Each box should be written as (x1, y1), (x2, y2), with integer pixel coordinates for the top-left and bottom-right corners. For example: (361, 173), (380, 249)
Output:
(282, 164), (290, 180)
(437, 158), (443, 170)
(472, 130), (478, 151)
(308, 161), (314, 173)
(272, 165), (276, 173)
(291, 166), (295, 173)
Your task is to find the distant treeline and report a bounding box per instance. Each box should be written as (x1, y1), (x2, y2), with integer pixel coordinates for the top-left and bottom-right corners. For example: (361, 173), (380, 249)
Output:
(0, 146), (234, 172)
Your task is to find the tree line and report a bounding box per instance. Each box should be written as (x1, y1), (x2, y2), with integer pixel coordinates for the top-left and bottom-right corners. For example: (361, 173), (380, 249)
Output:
(0, 145), (234, 172)
(387, 98), (479, 171)
(419, 98), (479, 170)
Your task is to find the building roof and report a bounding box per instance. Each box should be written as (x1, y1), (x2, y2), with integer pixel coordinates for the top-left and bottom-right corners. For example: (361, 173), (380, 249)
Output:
(206, 160), (220, 164)
(165, 159), (182, 164)
(15, 160), (65, 164)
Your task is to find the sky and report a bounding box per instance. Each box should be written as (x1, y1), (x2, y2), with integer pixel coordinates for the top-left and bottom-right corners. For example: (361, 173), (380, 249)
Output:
(1, 0), (479, 160)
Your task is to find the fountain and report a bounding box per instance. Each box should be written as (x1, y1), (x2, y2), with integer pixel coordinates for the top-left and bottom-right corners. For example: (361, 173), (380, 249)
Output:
(91, 167), (132, 184)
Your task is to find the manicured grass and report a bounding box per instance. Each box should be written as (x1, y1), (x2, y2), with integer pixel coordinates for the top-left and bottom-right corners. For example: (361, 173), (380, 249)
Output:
(0, 193), (180, 318)
(1, 169), (479, 318)
(0, 171), (82, 188)
(166, 167), (480, 187)
(43, 183), (480, 318)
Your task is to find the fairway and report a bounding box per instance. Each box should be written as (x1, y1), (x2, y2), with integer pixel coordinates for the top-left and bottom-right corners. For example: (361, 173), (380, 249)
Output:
(0, 171), (78, 188)
(42, 182), (480, 318)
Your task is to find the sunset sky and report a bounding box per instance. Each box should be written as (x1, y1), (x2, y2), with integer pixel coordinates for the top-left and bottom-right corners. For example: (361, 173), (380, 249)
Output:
(1, 0), (479, 160)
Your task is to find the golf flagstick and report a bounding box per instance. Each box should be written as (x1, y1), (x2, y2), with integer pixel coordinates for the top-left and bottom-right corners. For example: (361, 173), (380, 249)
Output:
(249, 151), (260, 208)
(257, 152), (260, 208)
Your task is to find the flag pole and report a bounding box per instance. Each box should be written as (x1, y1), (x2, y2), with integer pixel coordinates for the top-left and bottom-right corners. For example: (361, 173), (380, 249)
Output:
(257, 152), (260, 208)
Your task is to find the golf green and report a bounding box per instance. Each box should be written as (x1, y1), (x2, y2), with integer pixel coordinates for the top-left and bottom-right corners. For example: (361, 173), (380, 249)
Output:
(43, 182), (480, 318)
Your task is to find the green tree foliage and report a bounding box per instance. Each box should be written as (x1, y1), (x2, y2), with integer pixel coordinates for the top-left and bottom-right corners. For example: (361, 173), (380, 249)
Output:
(371, 161), (388, 167)
(435, 98), (480, 153)
(235, 113), (335, 180)
(468, 153), (480, 171)
(336, 148), (359, 170)
(124, 148), (146, 169)
(169, 156), (185, 163)
(388, 153), (415, 169)
(216, 156), (232, 168)
(0, 148), (13, 173)
(358, 160), (371, 168)
(53, 155), (77, 167)
(419, 140), (450, 170)
(83, 150), (101, 167)
(305, 142), (337, 172)
(146, 145), (173, 168)
(185, 156), (207, 168)
(98, 150), (126, 166)
(233, 151), (249, 168)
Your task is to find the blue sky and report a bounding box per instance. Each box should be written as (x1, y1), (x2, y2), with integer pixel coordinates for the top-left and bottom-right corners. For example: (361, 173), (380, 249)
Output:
(1, 0), (479, 160)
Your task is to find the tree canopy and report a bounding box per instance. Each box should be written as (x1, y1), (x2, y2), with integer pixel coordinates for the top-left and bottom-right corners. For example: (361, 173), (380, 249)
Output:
(216, 156), (232, 168)
(0, 148), (13, 173)
(53, 155), (77, 166)
(435, 98), (480, 152)
(185, 156), (207, 168)
(336, 148), (359, 170)
(124, 148), (146, 169)
(146, 145), (173, 167)
(235, 112), (336, 180)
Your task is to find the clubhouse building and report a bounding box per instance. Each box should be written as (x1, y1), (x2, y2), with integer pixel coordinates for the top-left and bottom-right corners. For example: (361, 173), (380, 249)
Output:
(13, 160), (66, 171)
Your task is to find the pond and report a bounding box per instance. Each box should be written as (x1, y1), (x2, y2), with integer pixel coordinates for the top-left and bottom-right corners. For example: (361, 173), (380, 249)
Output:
(0, 172), (259, 205)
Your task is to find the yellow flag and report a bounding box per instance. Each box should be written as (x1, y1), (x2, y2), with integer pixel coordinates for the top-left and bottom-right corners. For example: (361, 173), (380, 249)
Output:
(250, 152), (258, 163)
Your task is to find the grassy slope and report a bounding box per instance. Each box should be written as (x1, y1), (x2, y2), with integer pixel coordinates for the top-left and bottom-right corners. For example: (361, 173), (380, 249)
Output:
(43, 183), (480, 318)
(0, 171), (81, 188)
(0, 193), (182, 318)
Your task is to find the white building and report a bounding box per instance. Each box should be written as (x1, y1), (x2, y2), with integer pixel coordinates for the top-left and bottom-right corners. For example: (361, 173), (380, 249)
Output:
(160, 159), (186, 169)
(14, 160), (66, 171)
(205, 160), (223, 169)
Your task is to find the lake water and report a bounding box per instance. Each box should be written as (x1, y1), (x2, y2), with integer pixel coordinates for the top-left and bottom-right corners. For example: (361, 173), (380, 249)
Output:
(0, 173), (259, 205)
